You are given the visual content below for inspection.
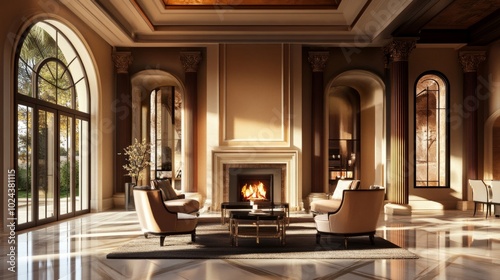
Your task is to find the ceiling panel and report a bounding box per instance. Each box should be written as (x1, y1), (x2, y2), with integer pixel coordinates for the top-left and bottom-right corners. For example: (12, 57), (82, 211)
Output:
(66, 0), (500, 47)
(162, 0), (342, 9)
(423, 0), (500, 29)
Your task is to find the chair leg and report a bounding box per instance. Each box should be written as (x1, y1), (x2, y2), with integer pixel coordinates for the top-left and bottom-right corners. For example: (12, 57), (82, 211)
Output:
(343, 237), (348, 249)
(191, 230), (196, 242)
(369, 234), (375, 245)
(144, 233), (148, 239)
(316, 232), (321, 244)
(160, 236), (166, 246)
(473, 202), (477, 216)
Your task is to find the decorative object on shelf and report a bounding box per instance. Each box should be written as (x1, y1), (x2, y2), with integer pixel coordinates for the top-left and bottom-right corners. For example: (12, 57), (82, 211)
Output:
(123, 138), (152, 185)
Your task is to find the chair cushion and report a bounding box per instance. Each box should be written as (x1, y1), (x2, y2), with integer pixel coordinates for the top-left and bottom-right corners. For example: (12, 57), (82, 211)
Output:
(155, 179), (178, 201)
(331, 180), (353, 200)
(314, 214), (331, 232)
(311, 199), (342, 214)
(164, 198), (200, 214)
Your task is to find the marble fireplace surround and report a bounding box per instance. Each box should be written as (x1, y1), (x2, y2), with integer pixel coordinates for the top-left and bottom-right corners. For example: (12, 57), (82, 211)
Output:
(211, 150), (299, 211)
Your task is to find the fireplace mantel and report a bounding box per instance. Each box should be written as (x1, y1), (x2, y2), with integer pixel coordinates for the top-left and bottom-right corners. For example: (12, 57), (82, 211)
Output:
(211, 149), (300, 211)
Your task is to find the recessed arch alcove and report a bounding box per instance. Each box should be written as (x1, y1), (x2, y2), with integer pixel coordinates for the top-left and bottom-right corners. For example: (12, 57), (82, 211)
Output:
(325, 70), (386, 190)
(130, 70), (193, 191)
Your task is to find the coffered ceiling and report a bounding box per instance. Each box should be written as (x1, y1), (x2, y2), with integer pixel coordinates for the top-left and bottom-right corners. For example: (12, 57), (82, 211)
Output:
(61, 0), (500, 47)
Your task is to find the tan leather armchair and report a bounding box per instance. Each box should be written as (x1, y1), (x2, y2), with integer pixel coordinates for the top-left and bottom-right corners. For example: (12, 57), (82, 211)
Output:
(314, 189), (384, 248)
(133, 187), (198, 246)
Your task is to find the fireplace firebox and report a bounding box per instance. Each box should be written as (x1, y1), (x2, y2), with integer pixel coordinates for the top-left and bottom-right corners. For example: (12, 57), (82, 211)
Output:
(237, 174), (273, 202)
(228, 167), (282, 203)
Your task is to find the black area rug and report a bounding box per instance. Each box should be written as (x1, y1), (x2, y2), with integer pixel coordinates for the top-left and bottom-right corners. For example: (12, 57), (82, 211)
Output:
(107, 222), (418, 259)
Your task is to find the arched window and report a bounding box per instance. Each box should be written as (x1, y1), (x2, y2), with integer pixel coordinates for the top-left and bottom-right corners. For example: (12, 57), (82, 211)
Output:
(414, 73), (449, 188)
(15, 21), (90, 230)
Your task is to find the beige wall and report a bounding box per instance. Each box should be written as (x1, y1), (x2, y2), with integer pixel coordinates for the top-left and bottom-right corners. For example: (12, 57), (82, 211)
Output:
(220, 44), (290, 146)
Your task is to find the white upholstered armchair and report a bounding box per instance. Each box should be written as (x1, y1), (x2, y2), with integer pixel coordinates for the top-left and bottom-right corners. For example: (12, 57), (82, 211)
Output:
(314, 189), (385, 248)
(469, 179), (490, 217)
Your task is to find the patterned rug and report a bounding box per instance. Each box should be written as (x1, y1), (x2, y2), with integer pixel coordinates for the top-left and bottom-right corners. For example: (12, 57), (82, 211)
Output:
(107, 222), (418, 259)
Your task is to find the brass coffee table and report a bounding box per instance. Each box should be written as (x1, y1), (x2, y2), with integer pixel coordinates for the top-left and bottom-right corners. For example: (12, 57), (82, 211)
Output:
(229, 210), (286, 246)
(220, 201), (289, 225)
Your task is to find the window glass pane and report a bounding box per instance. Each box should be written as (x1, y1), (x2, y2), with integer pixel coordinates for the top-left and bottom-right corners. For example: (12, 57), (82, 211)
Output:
(17, 59), (34, 97)
(75, 78), (88, 113)
(36, 22), (58, 59)
(38, 110), (56, 220)
(17, 105), (34, 224)
(59, 115), (73, 215)
(37, 61), (57, 104)
(56, 67), (73, 108)
(75, 119), (90, 211)
(415, 74), (448, 188)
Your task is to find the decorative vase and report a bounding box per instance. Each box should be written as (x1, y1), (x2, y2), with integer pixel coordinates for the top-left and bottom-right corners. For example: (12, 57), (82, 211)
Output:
(125, 182), (136, 211)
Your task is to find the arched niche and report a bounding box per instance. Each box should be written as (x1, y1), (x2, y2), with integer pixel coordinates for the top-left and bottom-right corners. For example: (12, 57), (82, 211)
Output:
(327, 86), (360, 188)
(131, 70), (190, 191)
(325, 70), (386, 190)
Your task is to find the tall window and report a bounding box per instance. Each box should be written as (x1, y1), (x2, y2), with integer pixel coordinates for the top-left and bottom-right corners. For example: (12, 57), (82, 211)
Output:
(15, 21), (90, 230)
(414, 73), (449, 188)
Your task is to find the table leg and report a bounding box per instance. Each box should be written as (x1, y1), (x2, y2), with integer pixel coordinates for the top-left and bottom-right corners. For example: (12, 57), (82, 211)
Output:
(256, 221), (260, 244)
(235, 220), (239, 247)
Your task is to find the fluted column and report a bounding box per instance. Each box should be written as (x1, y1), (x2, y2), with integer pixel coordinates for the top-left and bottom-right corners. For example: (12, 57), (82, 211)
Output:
(385, 40), (415, 205)
(459, 51), (486, 200)
(308, 51), (329, 193)
(112, 51), (133, 193)
(180, 52), (202, 192)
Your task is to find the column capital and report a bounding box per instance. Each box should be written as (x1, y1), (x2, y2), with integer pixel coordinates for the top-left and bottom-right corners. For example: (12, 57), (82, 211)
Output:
(458, 51), (486, 73)
(308, 51), (330, 72)
(112, 52), (133, 74)
(180, 51), (202, 73)
(385, 39), (416, 62)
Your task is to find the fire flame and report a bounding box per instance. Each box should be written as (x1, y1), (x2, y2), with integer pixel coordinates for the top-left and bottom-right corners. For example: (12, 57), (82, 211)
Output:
(241, 181), (267, 200)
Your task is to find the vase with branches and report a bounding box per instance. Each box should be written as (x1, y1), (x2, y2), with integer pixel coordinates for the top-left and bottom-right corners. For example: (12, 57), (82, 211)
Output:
(123, 138), (152, 185)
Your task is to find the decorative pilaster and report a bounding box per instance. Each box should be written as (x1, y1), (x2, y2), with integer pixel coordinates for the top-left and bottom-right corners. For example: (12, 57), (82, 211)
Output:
(308, 51), (329, 193)
(112, 52), (133, 194)
(180, 51), (202, 192)
(459, 51), (486, 200)
(385, 39), (415, 206)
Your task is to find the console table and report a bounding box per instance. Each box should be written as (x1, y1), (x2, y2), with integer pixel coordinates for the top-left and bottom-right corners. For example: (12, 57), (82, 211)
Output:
(229, 210), (286, 246)
(220, 201), (289, 225)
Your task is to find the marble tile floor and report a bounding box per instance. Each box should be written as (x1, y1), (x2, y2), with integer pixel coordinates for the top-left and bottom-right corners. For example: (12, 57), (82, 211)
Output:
(2, 209), (500, 280)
